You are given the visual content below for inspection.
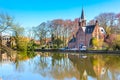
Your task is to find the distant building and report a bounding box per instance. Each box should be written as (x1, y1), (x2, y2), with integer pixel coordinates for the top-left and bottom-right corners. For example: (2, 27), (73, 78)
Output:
(2, 35), (11, 46)
(68, 9), (106, 49)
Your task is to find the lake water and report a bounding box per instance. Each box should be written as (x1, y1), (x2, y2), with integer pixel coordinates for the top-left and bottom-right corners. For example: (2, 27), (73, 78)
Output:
(0, 52), (120, 80)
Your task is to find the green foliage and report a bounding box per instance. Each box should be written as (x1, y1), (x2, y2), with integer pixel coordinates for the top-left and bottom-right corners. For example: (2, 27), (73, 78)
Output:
(16, 38), (37, 52)
(105, 35), (120, 50)
(105, 26), (114, 35)
(11, 24), (25, 50)
(17, 38), (28, 51)
(90, 37), (99, 49)
(41, 47), (45, 49)
(112, 35), (120, 50)
(17, 51), (28, 60)
(27, 39), (36, 52)
(53, 38), (63, 48)
(51, 34), (55, 42)
(92, 38), (98, 46)
(17, 51), (36, 61)
(27, 51), (36, 58)
(90, 37), (105, 50)
(51, 53), (65, 66)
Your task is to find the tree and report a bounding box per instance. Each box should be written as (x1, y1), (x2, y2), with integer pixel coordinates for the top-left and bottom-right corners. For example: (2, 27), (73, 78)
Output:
(10, 23), (24, 50)
(90, 37), (99, 49)
(16, 36), (29, 51)
(87, 19), (95, 25)
(0, 13), (14, 53)
(105, 26), (113, 35)
(116, 13), (120, 29)
(50, 19), (78, 47)
(95, 13), (116, 28)
(26, 28), (36, 39)
(53, 38), (63, 48)
(0, 13), (13, 33)
(112, 35), (120, 50)
(27, 39), (36, 52)
(33, 22), (48, 47)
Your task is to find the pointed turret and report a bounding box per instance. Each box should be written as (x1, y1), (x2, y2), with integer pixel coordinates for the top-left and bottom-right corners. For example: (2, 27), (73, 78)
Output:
(78, 8), (86, 27)
(81, 8), (84, 20)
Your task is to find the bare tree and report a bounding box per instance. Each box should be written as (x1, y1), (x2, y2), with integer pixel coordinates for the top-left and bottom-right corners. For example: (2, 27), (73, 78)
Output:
(87, 19), (95, 25)
(95, 13), (116, 28)
(0, 13), (13, 33)
(33, 22), (48, 46)
(0, 13), (14, 53)
(116, 13), (120, 29)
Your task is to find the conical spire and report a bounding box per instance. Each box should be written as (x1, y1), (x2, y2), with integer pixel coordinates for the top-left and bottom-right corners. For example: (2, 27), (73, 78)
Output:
(78, 8), (86, 27)
(81, 8), (84, 20)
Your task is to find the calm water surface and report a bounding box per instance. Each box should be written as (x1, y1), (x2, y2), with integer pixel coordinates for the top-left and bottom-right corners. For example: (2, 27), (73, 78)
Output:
(0, 52), (120, 80)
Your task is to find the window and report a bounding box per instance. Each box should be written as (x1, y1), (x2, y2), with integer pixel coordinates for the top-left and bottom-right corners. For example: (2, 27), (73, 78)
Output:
(101, 29), (103, 32)
(88, 29), (90, 33)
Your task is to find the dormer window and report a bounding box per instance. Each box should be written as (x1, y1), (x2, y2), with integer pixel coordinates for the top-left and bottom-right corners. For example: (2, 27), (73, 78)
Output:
(99, 27), (106, 34)
(101, 29), (103, 32)
(88, 29), (90, 33)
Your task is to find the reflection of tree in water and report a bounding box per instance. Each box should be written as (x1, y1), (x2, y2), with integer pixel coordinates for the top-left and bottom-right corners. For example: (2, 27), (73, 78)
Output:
(51, 53), (66, 66)
(104, 54), (120, 80)
(50, 52), (76, 79)
(91, 54), (120, 80)
(68, 54), (96, 80)
(37, 52), (49, 77)
(68, 54), (120, 80)
(5, 52), (120, 80)
(103, 55), (120, 69)
(33, 52), (81, 80)
(14, 51), (37, 72)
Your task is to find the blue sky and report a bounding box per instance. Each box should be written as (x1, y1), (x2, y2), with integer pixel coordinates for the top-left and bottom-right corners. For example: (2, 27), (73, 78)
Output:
(0, 0), (120, 29)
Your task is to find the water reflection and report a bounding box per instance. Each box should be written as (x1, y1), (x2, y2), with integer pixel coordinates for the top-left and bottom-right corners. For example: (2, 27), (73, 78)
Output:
(0, 52), (120, 80)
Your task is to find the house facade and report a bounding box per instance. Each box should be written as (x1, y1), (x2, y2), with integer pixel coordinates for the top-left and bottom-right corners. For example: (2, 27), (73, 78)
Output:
(68, 9), (106, 49)
(2, 35), (11, 46)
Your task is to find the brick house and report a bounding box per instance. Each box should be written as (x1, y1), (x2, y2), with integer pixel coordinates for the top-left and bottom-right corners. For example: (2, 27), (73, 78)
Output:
(68, 9), (106, 49)
(2, 35), (11, 46)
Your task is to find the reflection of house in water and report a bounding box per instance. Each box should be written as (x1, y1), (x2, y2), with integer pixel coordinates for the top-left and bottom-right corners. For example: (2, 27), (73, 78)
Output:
(0, 52), (16, 63)
(68, 54), (96, 80)
(2, 35), (11, 46)
(68, 54), (117, 80)
(0, 53), (16, 63)
(93, 55), (114, 80)
(0, 53), (10, 63)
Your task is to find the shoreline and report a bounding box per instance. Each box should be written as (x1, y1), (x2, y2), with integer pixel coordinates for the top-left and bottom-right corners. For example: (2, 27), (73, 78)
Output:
(35, 49), (120, 54)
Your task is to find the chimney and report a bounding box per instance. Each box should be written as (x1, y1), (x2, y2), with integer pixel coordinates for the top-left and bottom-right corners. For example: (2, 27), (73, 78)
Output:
(95, 20), (98, 25)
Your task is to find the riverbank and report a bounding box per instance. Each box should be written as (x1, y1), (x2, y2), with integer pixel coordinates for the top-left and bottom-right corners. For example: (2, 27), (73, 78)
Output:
(35, 49), (120, 54)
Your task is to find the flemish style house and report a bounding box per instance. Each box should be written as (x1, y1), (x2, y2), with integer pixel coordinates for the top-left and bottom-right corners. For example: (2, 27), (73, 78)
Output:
(68, 9), (106, 49)
(2, 35), (11, 46)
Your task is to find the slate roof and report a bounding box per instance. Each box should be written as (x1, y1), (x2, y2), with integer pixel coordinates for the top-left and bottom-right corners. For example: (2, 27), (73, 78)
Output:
(76, 25), (95, 35)
(69, 37), (76, 43)
(69, 25), (96, 43)
(85, 25), (95, 34)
